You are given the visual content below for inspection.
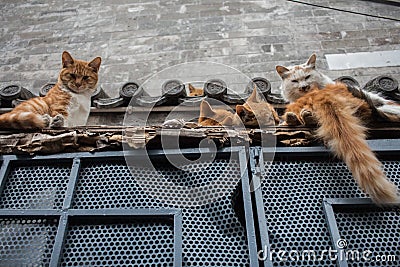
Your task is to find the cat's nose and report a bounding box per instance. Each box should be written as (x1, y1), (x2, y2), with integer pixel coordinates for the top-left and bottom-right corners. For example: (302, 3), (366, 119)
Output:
(300, 85), (309, 92)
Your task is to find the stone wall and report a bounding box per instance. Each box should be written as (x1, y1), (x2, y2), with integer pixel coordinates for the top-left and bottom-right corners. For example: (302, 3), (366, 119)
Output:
(1, 0), (399, 106)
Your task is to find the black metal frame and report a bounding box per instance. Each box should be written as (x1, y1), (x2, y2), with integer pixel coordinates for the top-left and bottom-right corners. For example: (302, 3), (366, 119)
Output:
(0, 209), (182, 267)
(4, 139), (400, 266)
(323, 198), (400, 267)
(252, 139), (400, 267)
(0, 146), (258, 267)
(250, 147), (273, 267)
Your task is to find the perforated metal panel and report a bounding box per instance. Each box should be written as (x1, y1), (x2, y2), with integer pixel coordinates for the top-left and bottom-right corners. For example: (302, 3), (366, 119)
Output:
(254, 146), (400, 267)
(336, 210), (400, 266)
(72, 157), (251, 266)
(72, 159), (240, 209)
(323, 198), (400, 267)
(0, 216), (58, 266)
(0, 163), (71, 209)
(0, 148), (257, 267)
(61, 220), (174, 267)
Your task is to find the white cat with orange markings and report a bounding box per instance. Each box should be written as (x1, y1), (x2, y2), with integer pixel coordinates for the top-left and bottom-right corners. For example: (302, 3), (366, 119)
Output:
(277, 53), (399, 204)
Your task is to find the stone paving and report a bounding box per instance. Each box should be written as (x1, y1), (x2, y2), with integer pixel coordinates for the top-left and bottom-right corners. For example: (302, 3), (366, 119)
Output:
(0, 0), (399, 97)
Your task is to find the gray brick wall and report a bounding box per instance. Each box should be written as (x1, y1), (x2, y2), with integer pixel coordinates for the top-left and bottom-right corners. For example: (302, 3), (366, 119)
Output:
(1, 0), (399, 97)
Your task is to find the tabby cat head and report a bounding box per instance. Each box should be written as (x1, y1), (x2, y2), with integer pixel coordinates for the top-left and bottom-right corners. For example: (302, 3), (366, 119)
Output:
(59, 51), (101, 94)
(188, 83), (204, 96)
(198, 100), (241, 126)
(236, 87), (261, 127)
(276, 53), (332, 102)
(236, 88), (279, 127)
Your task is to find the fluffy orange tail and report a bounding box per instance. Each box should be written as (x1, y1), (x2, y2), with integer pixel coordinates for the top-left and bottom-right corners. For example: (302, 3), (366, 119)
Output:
(314, 101), (398, 204)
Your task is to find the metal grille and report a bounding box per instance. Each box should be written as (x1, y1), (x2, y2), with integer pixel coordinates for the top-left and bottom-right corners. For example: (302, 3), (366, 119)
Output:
(72, 158), (250, 266)
(0, 217), (58, 266)
(0, 163), (71, 209)
(0, 148), (255, 267)
(73, 159), (240, 208)
(61, 221), (174, 267)
(335, 210), (400, 267)
(259, 155), (400, 267)
(180, 201), (249, 266)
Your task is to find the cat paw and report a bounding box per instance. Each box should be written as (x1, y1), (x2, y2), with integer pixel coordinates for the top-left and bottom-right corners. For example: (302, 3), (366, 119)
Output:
(50, 114), (65, 128)
(300, 109), (317, 126)
(284, 112), (301, 126)
(41, 114), (51, 128)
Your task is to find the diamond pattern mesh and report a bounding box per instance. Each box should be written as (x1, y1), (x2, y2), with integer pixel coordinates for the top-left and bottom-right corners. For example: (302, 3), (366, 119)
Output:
(261, 159), (400, 267)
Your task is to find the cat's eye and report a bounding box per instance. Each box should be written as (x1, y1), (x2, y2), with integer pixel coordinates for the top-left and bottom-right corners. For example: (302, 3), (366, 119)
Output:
(292, 79), (298, 83)
(69, 73), (76, 79)
(83, 76), (89, 80)
(305, 75), (311, 80)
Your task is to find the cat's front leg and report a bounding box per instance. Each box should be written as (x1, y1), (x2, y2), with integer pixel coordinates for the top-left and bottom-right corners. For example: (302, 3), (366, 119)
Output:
(283, 102), (303, 125)
(300, 109), (318, 126)
(284, 100), (317, 126)
(50, 114), (65, 128)
(283, 108), (317, 126)
(283, 111), (302, 126)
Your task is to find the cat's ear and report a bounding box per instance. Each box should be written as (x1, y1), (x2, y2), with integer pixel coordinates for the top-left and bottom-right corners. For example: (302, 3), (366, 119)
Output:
(276, 66), (290, 79)
(88, 57), (102, 73)
(188, 83), (195, 93)
(199, 100), (215, 118)
(236, 104), (252, 115)
(62, 51), (74, 68)
(236, 105), (244, 115)
(306, 53), (316, 69)
(247, 85), (261, 103)
(221, 116), (233, 126)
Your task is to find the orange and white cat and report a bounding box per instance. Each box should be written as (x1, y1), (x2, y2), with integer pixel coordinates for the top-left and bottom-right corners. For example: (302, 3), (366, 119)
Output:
(198, 88), (278, 127)
(188, 83), (204, 96)
(277, 53), (400, 120)
(277, 53), (333, 103)
(0, 51), (101, 129)
(277, 54), (399, 204)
